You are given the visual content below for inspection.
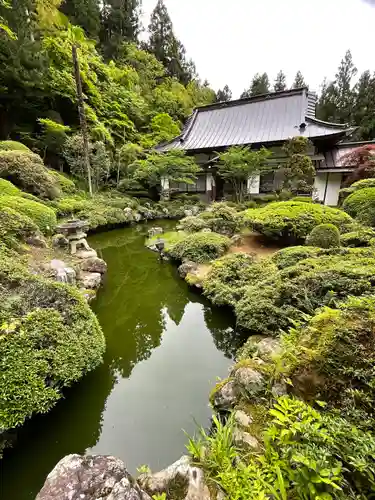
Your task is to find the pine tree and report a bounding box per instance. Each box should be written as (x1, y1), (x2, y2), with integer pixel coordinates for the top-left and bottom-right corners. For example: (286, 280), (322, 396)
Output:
(216, 85), (232, 102)
(274, 70), (286, 92)
(60, 0), (101, 39)
(316, 78), (338, 122)
(292, 71), (306, 89)
(100, 0), (141, 59)
(335, 49), (357, 123)
(353, 71), (375, 140)
(147, 0), (194, 84)
(241, 73), (270, 98)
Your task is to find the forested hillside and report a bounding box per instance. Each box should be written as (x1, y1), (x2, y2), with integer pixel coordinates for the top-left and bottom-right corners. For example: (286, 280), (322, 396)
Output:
(0, 0), (215, 171)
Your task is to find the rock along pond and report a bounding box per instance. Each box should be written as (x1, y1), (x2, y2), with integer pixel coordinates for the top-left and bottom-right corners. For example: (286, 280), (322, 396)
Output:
(2, 221), (241, 500)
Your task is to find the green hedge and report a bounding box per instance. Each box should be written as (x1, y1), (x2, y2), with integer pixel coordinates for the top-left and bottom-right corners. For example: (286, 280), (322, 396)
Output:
(168, 232), (231, 263)
(343, 187), (375, 226)
(305, 223), (341, 248)
(0, 178), (20, 196)
(0, 140), (31, 152)
(0, 207), (39, 247)
(242, 201), (353, 241)
(0, 256), (105, 432)
(48, 170), (77, 194)
(0, 151), (60, 199)
(0, 196), (57, 234)
(177, 216), (209, 232)
(271, 246), (323, 269)
(235, 249), (375, 336)
(340, 227), (375, 247)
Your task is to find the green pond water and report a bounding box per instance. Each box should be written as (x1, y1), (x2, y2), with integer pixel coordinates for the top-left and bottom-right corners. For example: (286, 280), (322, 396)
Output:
(1, 222), (240, 499)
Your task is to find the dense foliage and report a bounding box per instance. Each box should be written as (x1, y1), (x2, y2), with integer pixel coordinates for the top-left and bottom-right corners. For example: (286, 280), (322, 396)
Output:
(343, 187), (375, 226)
(306, 223), (341, 248)
(0, 207), (39, 248)
(242, 201), (353, 242)
(0, 195), (57, 234)
(282, 137), (315, 194)
(168, 232), (231, 263)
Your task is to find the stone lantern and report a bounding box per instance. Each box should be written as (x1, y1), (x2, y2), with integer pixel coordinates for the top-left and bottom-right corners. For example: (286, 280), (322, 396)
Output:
(56, 219), (92, 255)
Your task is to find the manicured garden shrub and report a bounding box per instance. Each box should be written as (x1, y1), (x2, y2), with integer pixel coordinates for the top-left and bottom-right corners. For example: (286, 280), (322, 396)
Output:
(177, 216), (208, 232)
(276, 295), (375, 427)
(242, 201), (353, 241)
(340, 227), (375, 247)
(343, 187), (375, 226)
(0, 178), (20, 196)
(0, 151), (60, 199)
(0, 207), (39, 247)
(168, 232), (231, 263)
(203, 253), (275, 307)
(305, 223), (341, 248)
(0, 256), (105, 432)
(200, 202), (239, 235)
(272, 246), (323, 269)
(0, 140), (31, 152)
(290, 196), (314, 203)
(48, 169), (77, 194)
(235, 249), (375, 335)
(0, 195), (57, 234)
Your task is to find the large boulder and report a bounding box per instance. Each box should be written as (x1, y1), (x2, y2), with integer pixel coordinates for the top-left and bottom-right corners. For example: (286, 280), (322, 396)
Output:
(80, 257), (107, 275)
(79, 271), (102, 290)
(211, 379), (237, 410)
(178, 260), (198, 279)
(234, 367), (266, 398)
(36, 454), (152, 500)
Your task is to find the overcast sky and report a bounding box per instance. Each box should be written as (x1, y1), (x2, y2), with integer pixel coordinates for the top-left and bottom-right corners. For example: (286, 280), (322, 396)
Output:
(141, 0), (375, 98)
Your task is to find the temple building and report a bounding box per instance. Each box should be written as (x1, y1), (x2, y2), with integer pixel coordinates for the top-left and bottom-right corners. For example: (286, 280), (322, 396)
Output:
(157, 88), (373, 206)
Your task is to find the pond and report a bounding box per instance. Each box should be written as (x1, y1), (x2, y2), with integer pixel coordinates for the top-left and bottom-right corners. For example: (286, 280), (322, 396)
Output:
(1, 221), (240, 500)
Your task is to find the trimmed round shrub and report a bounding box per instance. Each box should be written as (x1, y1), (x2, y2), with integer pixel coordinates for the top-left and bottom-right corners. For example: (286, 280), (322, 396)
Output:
(177, 216), (208, 232)
(203, 253), (275, 306)
(0, 206), (39, 247)
(272, 246), (323, 269)
(0, 151), (60, 199)
(340, 227), (375, 247)
(0, 195), (57, 234)
(235, 249), (375, 336)
(48, 170), (77, 194)
(343, 187), (375, 226)
(350, 178), (375, 191)
(200, 203), (239, 235)
(290, 196), (314, 203)
(168, 232), (231, 263)
(242, 201), (353, 241)
(305, 223), (341, 248)
(0, 178), (20, 196)
(0, 256), (105, 432)
(0, 140), (31, 152)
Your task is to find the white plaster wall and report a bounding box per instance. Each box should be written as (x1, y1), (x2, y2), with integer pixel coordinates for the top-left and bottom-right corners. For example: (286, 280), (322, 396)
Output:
(247, 174), (260, 194)
(206, 172), (214, 191)
(313, 172), (327, 203)
(325, 173), (342, 206)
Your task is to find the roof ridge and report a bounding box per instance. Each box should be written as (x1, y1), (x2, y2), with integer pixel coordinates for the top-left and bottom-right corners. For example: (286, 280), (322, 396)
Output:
(196, 87), (308, 112)
(306, 116), (350, 129)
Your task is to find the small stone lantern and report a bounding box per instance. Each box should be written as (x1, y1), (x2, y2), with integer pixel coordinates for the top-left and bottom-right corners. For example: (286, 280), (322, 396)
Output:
(56, 219), (92, 255)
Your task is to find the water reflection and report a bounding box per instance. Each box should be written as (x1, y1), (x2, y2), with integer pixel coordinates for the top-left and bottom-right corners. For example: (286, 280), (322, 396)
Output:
(2, 222), (236, 500)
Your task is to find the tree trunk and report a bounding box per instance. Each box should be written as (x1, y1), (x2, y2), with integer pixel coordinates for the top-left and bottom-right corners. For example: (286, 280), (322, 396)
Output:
(72, 43), (93, 196)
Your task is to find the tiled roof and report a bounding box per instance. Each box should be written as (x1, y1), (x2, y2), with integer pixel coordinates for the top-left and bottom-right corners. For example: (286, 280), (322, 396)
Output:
(157, 88), (353, 152)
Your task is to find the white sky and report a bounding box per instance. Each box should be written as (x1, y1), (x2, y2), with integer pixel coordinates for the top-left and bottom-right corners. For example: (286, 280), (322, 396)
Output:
(141, 0), (375, 98)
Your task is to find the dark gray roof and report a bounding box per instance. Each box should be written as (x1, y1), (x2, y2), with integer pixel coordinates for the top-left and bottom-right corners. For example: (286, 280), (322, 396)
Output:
(157, 88), (354, 152)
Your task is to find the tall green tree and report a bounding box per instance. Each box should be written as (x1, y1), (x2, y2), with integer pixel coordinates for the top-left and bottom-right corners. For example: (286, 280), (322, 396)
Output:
(316, 78), (338, 123)
(292, 70), (306, 89)
(216, 85), (232, 102)
(241, 73), (270, 98)
(335, 49), (357, 124)
(353, 71), (375, 140)
(274, 70), (287, 92)
(100, 0), (141, 59)
(147, 0), (195, 84)
(60, 0), (101, 40)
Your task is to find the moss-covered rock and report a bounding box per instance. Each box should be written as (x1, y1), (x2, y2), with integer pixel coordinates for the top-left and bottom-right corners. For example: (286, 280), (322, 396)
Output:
(0, 195), (57, 234)
(0, 256), (105, 433)
(343, 187), (375, 226)
(0, 151), (60, 199)
(242, 201), (353, 242)
(305, 223), (341, 248)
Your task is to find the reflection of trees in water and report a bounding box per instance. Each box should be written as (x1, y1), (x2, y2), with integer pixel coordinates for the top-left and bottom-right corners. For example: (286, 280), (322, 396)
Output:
(203, 305), (244, 359)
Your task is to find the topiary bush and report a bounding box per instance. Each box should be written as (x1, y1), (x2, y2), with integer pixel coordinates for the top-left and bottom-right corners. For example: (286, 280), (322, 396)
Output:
(168, 232), (231, 263)
(340, 178), (375, 205)
(0, 140), (31, 152)
(340, 227), (375, 247)
(203, 253), (276, 307)
(242, 201), (353, 242)
(200, 202), (239, 236)
(177, 216), (209, 233)
(305, 223), (341, 248)
(0, 195), (57, 234)
(0, 178), (20, 196)
(0, 151), (60, 199)
(48, 170), (77, 194)
(0, 256), (105, 433)
(235, 249), (375, 336)
(0, 207), (39, 247)
(343, 187), (375, 226)
(272, 246), (323, 269)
